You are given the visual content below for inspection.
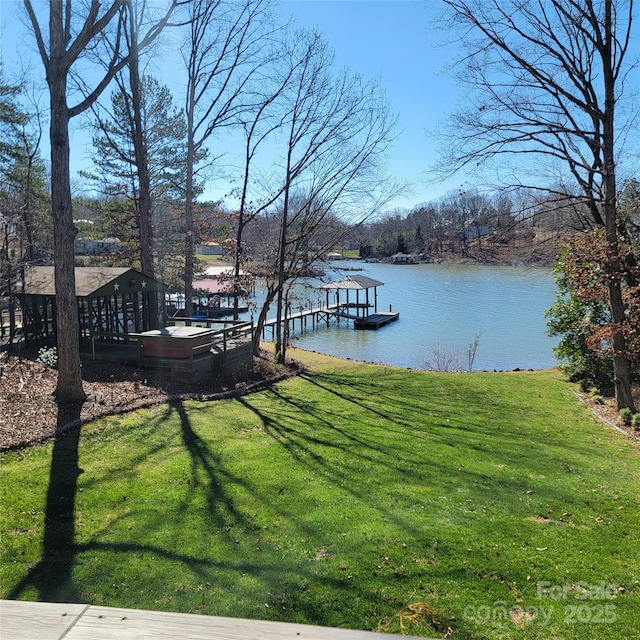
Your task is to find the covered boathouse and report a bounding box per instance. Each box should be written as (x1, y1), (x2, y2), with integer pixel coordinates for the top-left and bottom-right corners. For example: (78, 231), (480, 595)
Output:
(320, 275), (399, 329)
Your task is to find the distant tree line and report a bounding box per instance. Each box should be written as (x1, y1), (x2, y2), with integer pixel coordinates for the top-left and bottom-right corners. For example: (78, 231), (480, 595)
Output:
(353, 187), (598, 260)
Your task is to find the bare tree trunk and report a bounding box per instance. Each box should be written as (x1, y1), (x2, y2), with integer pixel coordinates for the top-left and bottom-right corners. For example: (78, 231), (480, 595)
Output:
(252, 283), (277, 355)
(274, 178), (290, 364)
(602, 0), (635, 410)
(21, 152), (36, 263)
(233, 216), (245, 321)
(127, 12), (154, 279)
(50, 76), (85, 404)
(184, 103), (196, 324)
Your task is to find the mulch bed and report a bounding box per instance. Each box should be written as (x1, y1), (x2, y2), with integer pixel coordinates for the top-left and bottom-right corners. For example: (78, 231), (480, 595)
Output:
(0, 347), (299, 451)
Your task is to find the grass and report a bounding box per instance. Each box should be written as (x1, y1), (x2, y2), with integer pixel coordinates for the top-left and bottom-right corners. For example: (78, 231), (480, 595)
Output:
(2, 348), (639, 639)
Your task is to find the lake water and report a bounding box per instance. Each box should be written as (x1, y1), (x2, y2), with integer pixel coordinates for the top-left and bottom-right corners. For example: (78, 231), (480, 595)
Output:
(255, 261), (559, 371)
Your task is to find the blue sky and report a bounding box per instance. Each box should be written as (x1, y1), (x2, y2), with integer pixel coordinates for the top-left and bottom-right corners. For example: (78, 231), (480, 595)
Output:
(1, 0), (464, 211)
(278, 1), (464, 209)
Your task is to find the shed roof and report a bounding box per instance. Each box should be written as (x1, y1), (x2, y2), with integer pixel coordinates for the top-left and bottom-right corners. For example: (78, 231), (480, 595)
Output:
(320, 275), (384, 290)
(15, 266), (166, 297)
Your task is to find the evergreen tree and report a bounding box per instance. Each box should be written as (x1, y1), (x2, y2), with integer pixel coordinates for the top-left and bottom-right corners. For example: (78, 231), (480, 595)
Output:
(1, 69), (50, 343)
(86, 76), (189, 202)
(84, 76), (190, 274)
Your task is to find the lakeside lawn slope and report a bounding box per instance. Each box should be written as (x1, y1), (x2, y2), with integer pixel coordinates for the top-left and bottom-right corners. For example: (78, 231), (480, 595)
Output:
(2, 348), (639, 639)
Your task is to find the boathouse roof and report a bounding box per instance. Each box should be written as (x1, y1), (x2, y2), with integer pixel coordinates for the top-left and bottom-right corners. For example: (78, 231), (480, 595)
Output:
(193, 278), (234, 295)
(320, 275), (384, 290)
(12, 266), (167, 348)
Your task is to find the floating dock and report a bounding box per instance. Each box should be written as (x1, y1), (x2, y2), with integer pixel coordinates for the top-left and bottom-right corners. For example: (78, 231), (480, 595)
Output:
(353, 311), (399, 330)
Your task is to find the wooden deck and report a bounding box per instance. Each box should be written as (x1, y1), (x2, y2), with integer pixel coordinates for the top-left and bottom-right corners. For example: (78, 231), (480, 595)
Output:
(0, 600), (430, 640)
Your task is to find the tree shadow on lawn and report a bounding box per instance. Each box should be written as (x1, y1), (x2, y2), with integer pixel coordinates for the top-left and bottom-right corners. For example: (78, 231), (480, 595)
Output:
(5, 396), (403, 631)
(300, 368), (604, 468)
(8, 404), (83, 602)
(167, 398), (253, 532)
(6, 370), (614, 633)
(236, 370), (606, 538)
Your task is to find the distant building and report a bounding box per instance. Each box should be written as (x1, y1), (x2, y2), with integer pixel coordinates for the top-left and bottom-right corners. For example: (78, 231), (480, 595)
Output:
(464, 221), (489, 240)
(391, 252), (419, 264)
(196, 242), (223, 256)
(75, 237), (122, 255)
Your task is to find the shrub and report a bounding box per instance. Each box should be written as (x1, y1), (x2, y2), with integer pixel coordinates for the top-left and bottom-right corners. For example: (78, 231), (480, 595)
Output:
(37, 347), (58, 369)
(631, 413), (640, 432)
(619, 407), (633, 427)
(589, 389), (604, 405)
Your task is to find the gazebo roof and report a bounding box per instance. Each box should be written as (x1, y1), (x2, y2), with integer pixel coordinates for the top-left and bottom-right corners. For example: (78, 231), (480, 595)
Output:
(320, 275), (384, 291)
(14, 266), (166, 297)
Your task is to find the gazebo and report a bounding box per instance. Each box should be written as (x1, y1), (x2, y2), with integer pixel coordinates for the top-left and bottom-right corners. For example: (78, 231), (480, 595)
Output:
(14, 266), (167, 351)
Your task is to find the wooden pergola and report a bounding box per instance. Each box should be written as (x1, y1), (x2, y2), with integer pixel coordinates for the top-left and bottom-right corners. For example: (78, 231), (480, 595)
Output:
(14, 266), (167, 349)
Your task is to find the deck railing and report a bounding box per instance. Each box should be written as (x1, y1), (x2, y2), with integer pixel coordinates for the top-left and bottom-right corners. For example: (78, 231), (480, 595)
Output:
(168, 319), (254, 353)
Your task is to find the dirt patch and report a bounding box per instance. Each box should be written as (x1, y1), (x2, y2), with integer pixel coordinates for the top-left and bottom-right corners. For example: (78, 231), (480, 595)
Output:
(0, 348), (299, 451)
(510, 607), (537, 626)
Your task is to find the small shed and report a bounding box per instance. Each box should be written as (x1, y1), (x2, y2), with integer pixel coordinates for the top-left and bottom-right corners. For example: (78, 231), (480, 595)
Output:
(14, 266), (167, 350)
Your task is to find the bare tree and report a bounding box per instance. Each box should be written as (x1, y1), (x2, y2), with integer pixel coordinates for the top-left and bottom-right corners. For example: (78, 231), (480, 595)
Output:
(228, 39), (299, 322)
(441, 0), (637, 410)
(180, 0), (276, 321)
(122, 0), (154, 277)
(24, 0), (178, 404)
(255, 30), (397, 363)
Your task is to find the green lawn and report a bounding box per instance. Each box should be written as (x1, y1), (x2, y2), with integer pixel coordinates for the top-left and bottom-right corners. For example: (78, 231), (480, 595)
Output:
(2, 349), (639, 639)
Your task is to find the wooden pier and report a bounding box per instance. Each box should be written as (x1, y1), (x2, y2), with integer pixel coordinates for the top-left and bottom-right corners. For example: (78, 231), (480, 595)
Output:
(261, 303), (340, 339)
(260, 304), (399, 338)
(261, 275), (399, 339)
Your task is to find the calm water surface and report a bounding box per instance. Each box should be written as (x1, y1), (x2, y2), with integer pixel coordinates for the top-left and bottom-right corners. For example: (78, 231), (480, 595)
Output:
(255, 261), (559, 371)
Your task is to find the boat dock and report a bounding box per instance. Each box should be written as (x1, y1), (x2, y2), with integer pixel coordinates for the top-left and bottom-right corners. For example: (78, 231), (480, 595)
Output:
(354, 311), (399, 329)
(261, 304), (399, 338)
(261, 275), (399, 338)
(261, 303), (339, 338)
